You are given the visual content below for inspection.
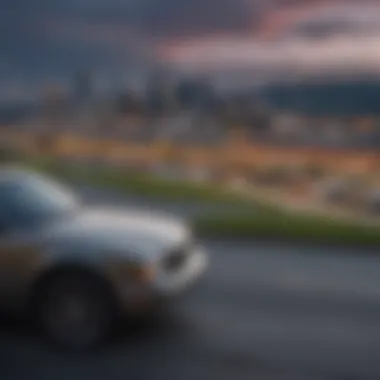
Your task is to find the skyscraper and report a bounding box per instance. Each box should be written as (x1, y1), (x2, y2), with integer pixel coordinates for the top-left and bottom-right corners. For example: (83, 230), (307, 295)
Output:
(72, 70), (96, 134)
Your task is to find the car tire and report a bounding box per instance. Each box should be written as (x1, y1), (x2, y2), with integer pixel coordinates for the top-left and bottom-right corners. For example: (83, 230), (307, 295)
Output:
(32, 270), (115, 352)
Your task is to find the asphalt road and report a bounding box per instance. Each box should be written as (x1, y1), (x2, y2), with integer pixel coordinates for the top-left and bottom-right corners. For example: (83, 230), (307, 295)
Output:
(2, 188), (380, 380)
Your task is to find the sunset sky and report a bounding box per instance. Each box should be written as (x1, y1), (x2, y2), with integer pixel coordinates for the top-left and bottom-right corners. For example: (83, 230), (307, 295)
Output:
(1, 0), (380, 99)
(158, 1), (380, 75)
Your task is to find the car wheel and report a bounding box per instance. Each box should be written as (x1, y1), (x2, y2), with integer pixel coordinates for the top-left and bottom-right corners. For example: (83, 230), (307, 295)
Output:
(33, 270), (115, 352)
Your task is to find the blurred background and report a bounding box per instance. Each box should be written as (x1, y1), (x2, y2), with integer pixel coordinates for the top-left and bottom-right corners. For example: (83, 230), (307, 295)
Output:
(3, 0), (380, 220)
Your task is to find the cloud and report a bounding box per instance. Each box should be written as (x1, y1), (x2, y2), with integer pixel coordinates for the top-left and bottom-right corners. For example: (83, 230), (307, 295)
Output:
(135, 0), (256, 37)
(159, 35), (380, 76)
(0, 0), (263, 86)
(0, 0), (378, 88)
(158, 2), (380, 77)
(259, 2), (380, 39)
(46, 0), (261, 38)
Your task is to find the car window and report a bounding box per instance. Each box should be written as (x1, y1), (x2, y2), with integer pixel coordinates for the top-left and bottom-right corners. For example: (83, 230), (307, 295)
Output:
(0, 175), (78, 228)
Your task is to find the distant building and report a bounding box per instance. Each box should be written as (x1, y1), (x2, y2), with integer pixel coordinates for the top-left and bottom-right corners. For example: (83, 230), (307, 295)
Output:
(71, 70), (99, 135)
(272, 114), (302, 137)
(41, 84), (68, 132)
(145, 71), (168, 117)
(174, 77), (215, 112)
(73, 71), (93, 104)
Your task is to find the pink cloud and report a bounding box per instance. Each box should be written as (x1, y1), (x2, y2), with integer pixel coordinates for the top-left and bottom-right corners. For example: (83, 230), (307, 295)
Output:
(157, 1), (380, 75)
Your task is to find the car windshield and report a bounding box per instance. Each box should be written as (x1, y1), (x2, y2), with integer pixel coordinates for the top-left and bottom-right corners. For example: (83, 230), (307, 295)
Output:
(0, 173), (79, 226)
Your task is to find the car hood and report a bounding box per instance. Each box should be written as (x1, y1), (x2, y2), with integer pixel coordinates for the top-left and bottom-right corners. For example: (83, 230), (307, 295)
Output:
(42, 207), (191, 262)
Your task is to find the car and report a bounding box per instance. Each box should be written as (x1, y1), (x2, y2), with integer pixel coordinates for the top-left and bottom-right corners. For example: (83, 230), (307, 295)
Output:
(0, 165), (208, 350)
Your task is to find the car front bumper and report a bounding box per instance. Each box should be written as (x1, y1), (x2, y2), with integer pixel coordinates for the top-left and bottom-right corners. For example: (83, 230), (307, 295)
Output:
(119, 247), (208, 315)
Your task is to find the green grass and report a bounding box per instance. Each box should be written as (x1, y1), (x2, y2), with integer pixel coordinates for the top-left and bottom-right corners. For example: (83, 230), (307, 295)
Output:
(31, 158), (280, 210)
(27, 157), (380, 246)
(194, 211), (380, 246)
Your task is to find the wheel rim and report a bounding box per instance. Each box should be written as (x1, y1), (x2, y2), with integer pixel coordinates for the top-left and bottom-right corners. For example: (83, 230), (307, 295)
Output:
(43, 287), (108, 348)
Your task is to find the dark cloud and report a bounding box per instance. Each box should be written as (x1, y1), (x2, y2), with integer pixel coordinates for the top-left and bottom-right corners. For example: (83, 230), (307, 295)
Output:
(0, 0), (260, 83)
(3, 0), (378, 98)
(133, 0), (256, 37)
(0, 1), (143, 82)
(43, 0), (259, 37)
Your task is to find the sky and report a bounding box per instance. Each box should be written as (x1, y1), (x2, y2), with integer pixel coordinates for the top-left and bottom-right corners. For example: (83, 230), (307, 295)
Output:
(159, 1), (380, 77)
(1, 0), (380, 99)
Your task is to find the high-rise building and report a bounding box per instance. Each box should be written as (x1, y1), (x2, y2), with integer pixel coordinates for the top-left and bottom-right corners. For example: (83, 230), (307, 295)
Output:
(42, 84), (67, 131)
(174, 76), (215, 112)
(145, 71), (167, 117)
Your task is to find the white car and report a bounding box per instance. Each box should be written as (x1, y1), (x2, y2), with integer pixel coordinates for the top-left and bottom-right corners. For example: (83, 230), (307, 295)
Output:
(0, 166), (208, 350)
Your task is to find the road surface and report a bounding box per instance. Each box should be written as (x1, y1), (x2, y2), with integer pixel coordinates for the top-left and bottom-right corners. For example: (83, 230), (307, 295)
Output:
(1, 188), (380, 380)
